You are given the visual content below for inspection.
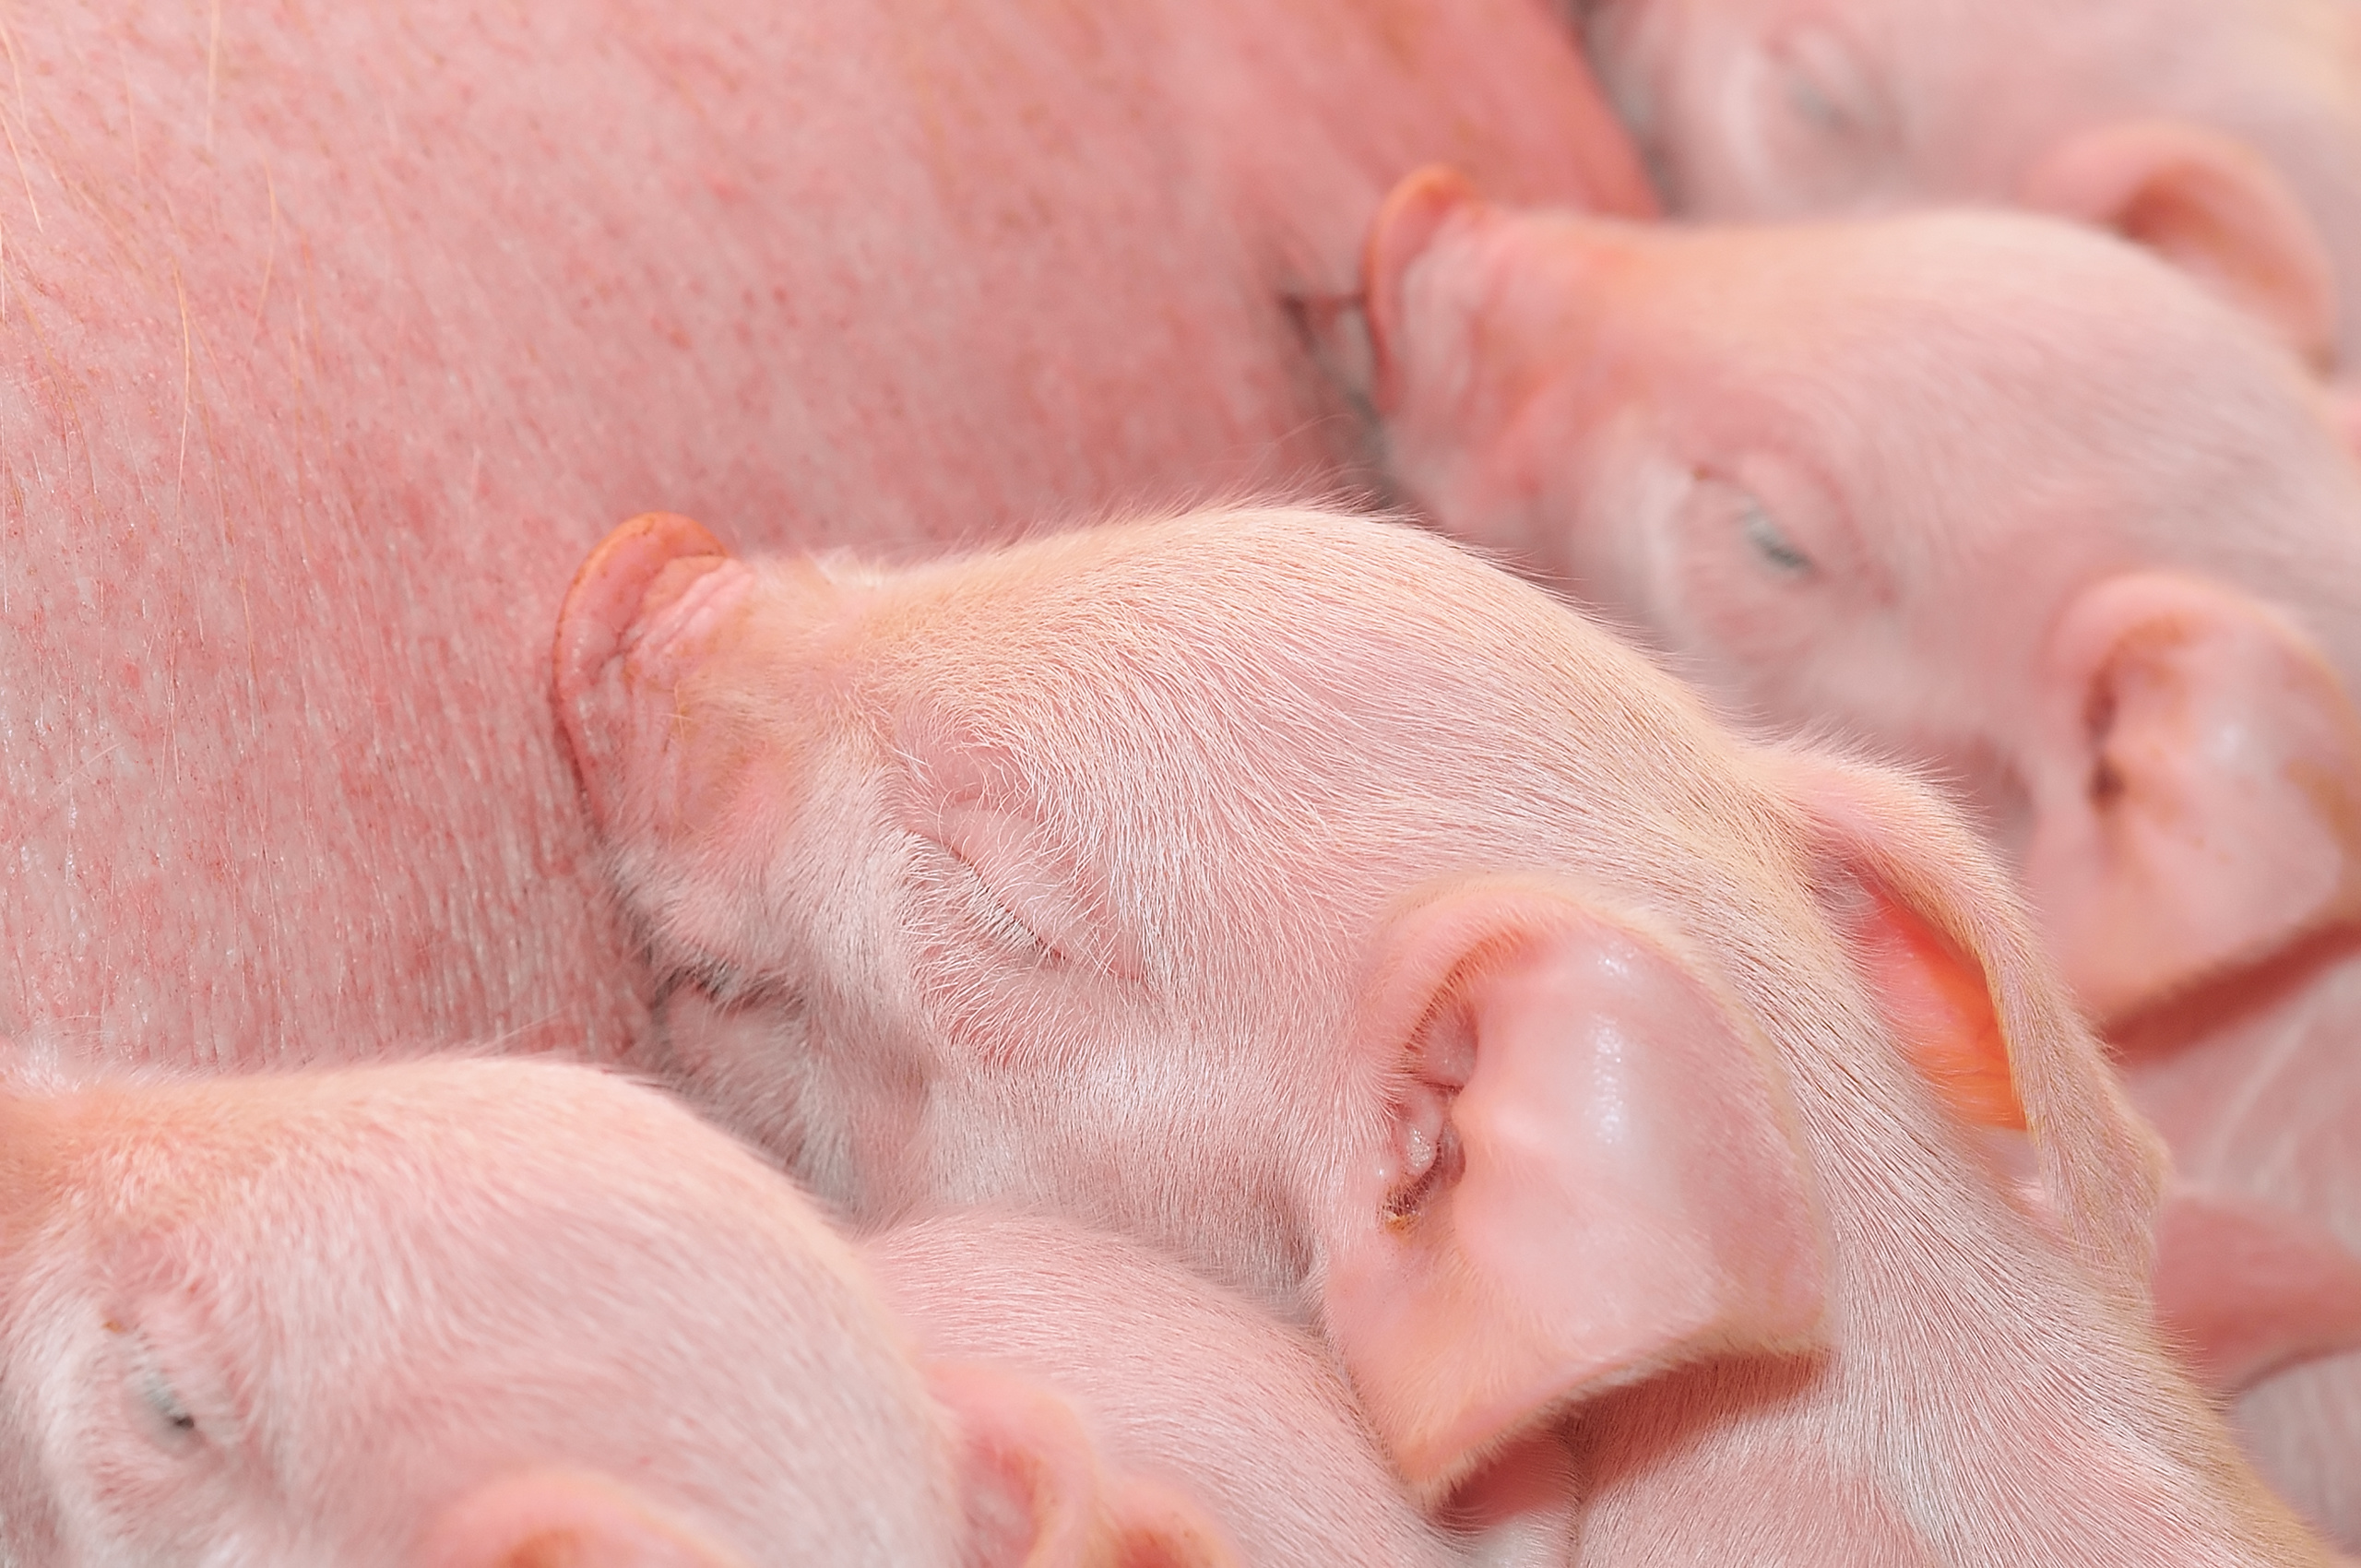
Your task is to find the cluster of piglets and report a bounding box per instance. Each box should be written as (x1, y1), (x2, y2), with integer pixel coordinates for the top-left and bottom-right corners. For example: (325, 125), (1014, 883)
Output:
(1359, 0), (2361, 1552)
(26, 4), (2361, 1564)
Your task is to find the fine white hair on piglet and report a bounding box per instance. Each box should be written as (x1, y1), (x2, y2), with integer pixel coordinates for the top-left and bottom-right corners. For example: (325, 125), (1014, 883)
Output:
(556, 502), (2329, 1564)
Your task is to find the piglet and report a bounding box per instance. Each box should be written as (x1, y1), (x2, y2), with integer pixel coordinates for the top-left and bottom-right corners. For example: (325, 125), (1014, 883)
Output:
(555, 504), (2330, 1564)
(0, 1055), (1229, 1567)
(867, 1210), (1522, 1566)
(1359, 166), (2361, 1545)
(1574, 0), (2361, 374)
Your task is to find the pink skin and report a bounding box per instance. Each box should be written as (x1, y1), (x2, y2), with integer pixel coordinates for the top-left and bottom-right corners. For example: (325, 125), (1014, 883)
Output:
(0, 1), (1649, 1077)
(556, 505), (2326, 1565)
(1573, 0), (2361, 371)
(866, 1211), (1505, 1568)
(1362, 175), (2361, 1545)
(0, 1056), (1230, 1568)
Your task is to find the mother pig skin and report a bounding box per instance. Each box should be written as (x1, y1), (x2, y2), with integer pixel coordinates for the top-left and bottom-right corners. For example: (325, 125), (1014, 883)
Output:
(1362, 178), (2361, 1545)
(1577, 0), (2361, 371)
(556, 505), (2327, 1565)
(0, 0), (1649, 1075)
(0, 1055), (1240, 1567)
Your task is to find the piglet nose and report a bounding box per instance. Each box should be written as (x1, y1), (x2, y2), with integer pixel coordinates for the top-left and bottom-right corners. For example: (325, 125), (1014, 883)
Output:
(552, 512), (735, 830)
(1362, 164), (1484, 413)
(555, 513), (731, 707)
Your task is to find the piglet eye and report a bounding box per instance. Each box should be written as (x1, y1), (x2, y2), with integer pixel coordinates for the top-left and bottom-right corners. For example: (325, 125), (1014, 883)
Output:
(140, 1371), (197, 1440)
(924, 800), (1132, 976)
(1731, 23), (1896, 207)
(106, 1319), (202, 1449)
(1740, 500), (1813, 575)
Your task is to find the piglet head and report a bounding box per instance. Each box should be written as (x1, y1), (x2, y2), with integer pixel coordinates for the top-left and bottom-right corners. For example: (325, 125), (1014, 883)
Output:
(2022, 571), (2361, 1023)
(0, 1059), (1033, 1567)
(554, 507), (2182, 1527)
(1365, 177), (2361, 1037)
(552, 508), (1847, 1324)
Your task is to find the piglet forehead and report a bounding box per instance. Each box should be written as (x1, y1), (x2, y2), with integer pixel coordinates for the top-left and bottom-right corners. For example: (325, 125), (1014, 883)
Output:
(860, 513), (1786, 923)
(864, 515), (1668, 766)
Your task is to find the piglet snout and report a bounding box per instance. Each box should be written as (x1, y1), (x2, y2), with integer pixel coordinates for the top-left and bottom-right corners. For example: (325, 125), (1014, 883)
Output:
(553, 512), (742, 835)
(1363, 166), (1483, 414)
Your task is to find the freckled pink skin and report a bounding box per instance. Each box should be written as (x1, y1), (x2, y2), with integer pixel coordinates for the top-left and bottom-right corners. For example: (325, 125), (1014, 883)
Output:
(1578, 0), (2361, 363)
(0, 1), (1651, 1074)
(0, 1057), (972, 1566)
(564, 506), (2326, 1566)
(1369, 196), (2361, 1544)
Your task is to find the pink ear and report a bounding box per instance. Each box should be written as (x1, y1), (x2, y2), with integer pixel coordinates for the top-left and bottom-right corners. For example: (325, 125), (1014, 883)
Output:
(2020, 119), (2337, 371)
(1772, 753), (2166, 1301)
(927, 1361), (1237, 1568)
(2153, 1185), (2361, 1397)
(1324, 880), (1827, 1498)
(1362, 164), (1485, 414)
(2024, 572), (2361, 1022)
(1832, 879), (2025, 1132)
(412, 1470), (748, 1568)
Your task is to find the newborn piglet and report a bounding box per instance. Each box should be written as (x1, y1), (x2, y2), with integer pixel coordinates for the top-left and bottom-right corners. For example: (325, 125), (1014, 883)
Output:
(0, 1056), (1228, 1567)
(556, 505), (2329, 1564)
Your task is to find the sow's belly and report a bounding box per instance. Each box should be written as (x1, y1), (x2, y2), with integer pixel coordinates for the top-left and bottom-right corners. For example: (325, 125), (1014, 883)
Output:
(0, 0), (1649, 1071)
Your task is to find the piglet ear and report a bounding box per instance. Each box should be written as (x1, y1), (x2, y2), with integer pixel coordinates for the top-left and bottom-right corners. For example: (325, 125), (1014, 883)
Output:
(927, 1362), (1238, 1568)
(2153, 1184), (2361, 1396)
(1099, 1478), (1242, 1568)
(1323, 879), (1828, 1500)
(1772, 754), (2166, 1300)
(412, 1470), (749, 1568)
(1363, 165), (1485, 414)
(2020, 119), (2337, 371)
(2023, 571), (2361, 1024)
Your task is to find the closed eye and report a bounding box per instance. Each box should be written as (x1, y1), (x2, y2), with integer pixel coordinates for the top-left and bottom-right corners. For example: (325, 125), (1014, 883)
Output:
(1741, 500), (1813, 574)
(1769, 25), (1884, 146)
(923, 835), (1064, 968)
(919, 799), (1133, 975)
(107, 1319), (203, 1451)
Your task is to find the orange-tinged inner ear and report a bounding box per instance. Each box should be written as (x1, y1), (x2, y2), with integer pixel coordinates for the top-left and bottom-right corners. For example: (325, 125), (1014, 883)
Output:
(1854, 888), (2025, 1131)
